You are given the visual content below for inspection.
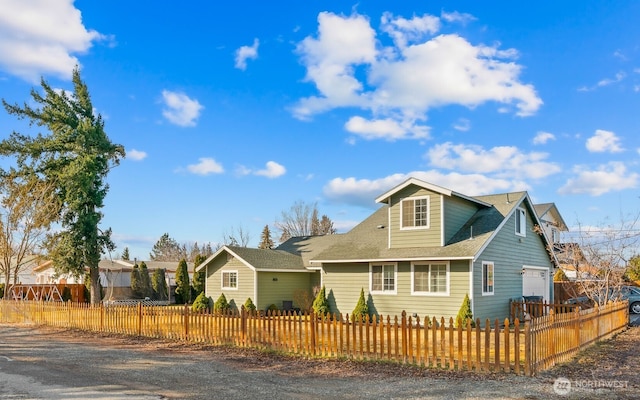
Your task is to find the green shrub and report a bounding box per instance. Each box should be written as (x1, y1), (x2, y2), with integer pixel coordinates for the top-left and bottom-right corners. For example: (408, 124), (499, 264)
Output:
(266, 303), (279, 313)
(456, 293), (475, 328)
(554, 268), (568, 282)
(213, 293), (229, 313)
(312, 285), (329, 316)
(191, 292), (211, 313)
(351, 288), (369, 322)
(61, 286), (72, 302)
(244, 298), (256, 313)
(0, 283), (4, 299)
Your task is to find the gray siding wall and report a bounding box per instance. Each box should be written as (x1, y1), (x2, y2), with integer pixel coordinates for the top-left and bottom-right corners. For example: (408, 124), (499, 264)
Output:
(204, 255), (255, 311)
(472, 204), (553, 322)
(323, 260), (469, 320)
(389, 186), (442, 248)
(256, 271), (313, 311)
(443, 196), (480, 243)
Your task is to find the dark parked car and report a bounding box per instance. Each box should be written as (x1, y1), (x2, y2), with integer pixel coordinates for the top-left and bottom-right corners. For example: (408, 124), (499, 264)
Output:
(565, 285), (640, 314)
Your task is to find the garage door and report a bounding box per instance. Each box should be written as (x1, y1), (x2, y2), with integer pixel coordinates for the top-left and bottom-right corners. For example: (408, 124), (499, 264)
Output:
(522, 267), (549, 302)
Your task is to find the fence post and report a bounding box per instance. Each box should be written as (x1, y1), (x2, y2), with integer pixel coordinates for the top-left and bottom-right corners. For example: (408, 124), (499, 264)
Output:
(524, 314), (531, 376)
(241, 306), (247, 346)
(401, 311), (407, 364)
(137, 302), (142, 336)
(184, 303), (189, 341)
(310, 311), (317, 356)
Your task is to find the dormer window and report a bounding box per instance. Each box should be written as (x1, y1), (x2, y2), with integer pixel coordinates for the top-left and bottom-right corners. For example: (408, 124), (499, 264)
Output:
(401, 196), (429, 229)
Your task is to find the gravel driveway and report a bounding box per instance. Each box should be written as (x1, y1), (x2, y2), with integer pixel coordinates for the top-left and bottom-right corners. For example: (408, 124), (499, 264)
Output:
(0, 323), (637, 399)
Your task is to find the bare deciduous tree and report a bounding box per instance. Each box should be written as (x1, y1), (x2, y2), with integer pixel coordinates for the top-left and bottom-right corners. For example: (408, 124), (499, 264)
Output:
(0, 176), (57, 289)
(554, 212), (640, 306)
(275, 200), (336, 242)
(222, 225), (251, 247)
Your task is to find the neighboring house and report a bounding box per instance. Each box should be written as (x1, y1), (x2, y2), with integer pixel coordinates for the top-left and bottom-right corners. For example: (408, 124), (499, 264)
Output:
(33, 259), (193, 302)
(198, 178), (558, 322)
(0, 255), (44, 285)
(533, 203), (568, 245)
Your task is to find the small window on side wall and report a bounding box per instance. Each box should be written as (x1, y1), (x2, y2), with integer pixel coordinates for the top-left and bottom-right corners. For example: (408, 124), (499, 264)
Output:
(482, 262), (494, 295)
(222, 271), (238, 290)
(515, 207), (526, 237)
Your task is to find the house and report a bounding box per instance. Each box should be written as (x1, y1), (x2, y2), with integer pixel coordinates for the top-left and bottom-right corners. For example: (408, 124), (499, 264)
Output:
(33, 259), (193, 303)
(0, 255), (45, 285)
(533, 203), (568, 245)
(197, 177), (558, 322)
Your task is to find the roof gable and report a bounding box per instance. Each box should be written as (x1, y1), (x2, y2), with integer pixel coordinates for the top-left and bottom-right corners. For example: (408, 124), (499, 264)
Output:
(375, 177), (491, 207)
(196, 245), (306, 272)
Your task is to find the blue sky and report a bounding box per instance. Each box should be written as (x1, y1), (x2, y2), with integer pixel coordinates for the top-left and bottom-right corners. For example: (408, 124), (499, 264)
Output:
(1, 1), (639, 260)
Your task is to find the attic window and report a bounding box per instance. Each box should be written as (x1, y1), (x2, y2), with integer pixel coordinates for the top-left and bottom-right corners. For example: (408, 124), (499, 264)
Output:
(401, 196), (429, 229)
(515, 207), (526, 237)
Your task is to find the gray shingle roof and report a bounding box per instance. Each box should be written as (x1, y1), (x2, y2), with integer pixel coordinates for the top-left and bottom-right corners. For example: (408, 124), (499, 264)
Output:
(311, 192), (526, 263)
(225, 246), (307, 271)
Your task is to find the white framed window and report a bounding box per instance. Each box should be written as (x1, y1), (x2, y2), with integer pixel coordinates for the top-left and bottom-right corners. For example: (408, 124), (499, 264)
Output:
(401, 196), (429, 229)
(221, 270), (238, 290)
(482, 261), (494, 295)
(370, 263), (397, 294)
(411, 262), (449, 295)
(515, 207), (526, 237)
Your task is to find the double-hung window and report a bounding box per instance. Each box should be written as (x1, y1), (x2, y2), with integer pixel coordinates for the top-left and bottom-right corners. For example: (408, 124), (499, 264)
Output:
(482, 262), (494, 295)
(515, 207), (526, 237)
(412, 263), (449, 295)
(370, 263), (396, 294)
(221, 270), (238, 290)
(401, 196), (429, 229)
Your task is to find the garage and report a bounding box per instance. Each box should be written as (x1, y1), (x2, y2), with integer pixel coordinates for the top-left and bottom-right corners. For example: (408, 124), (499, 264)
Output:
(522, 266), (549, 302)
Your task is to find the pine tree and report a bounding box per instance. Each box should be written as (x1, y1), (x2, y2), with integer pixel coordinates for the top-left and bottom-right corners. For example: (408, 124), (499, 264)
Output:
(312, 286), (330, 316)
(121, 247), (130, 261)
(149, 233), (183, 261)
(456, 293), (474, 328)
(174, 258), (190, 304)
(130, 264), (142, 298)
(351, 288), (369, 322)
(139, 261), (151, 299)
(151, 268), (168, 300)
(258, 225), (275, 249)
(191, 254), (207, 297)
(0, 67), (125, 304)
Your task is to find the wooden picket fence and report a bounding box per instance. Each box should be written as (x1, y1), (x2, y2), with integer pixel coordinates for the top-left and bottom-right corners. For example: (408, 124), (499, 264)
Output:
(0, 300), (628, 376)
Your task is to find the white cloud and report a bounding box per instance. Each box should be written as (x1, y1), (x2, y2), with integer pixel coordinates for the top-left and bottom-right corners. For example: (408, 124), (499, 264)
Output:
(187, 158), (224, 175)
(161, 90), (203, 127)
(578, 71), (626, 92)
(255, 161), (286, 178)
(324, 171), (525, 207)
(234, 38), (259, 70)
(0, 0), (107, 81)
(127, 149), (147, 161)
(586, 129), (623, 153)
(292, 11), (542, 140)
(533, 131), (555, 145)
(440, 11), (477, 25)
(344, 116), (428, 140)
(236, 161), (286, 178)
(426, 142), (561, 180)
(452, 118), (470, 132)
(558, 162), (638, 196)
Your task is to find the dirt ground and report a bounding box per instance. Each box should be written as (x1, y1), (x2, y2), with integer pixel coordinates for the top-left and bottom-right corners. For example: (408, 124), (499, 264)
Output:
(0, 322), (637, 399)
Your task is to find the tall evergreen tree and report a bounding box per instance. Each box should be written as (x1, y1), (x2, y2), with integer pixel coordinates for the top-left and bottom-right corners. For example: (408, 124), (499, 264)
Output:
(0, 68), (125, 304)
(121, 247), (130, 261)
(139, 261), (152, 298)
(191, 254), (207, 297)
(258, 225), (275, 249)
(149, 233), (184, 261)
(151, 268), (168, 300)
(174, 258), (190, 304)
(130, 264), (142, 298)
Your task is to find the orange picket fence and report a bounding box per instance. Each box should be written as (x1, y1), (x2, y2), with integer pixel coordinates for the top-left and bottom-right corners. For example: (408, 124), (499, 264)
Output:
(0, 300), (628, 376)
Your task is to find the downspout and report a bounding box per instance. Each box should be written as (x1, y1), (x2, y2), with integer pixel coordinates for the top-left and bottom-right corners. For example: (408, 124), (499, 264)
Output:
(469, 259), (474, 317)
